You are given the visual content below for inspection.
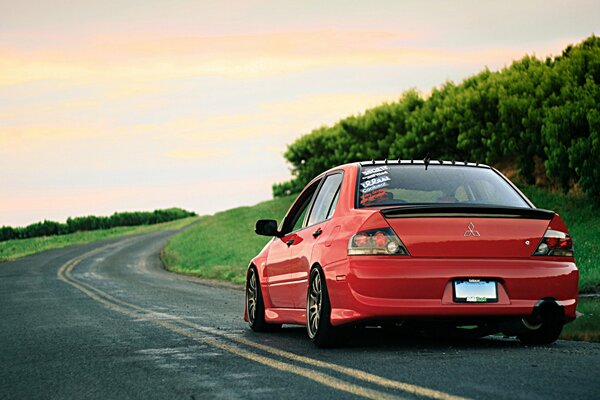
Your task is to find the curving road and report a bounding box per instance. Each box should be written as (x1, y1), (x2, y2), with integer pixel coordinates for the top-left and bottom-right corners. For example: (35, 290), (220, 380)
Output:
(1, 229), (599, 399)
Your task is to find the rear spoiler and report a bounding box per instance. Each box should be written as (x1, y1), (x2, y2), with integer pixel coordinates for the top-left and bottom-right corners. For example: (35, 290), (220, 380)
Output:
(380, 205), (555, 220)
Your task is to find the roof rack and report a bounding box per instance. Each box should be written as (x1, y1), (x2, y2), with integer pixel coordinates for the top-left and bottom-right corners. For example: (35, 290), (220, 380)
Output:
(358, 159), (489, 168)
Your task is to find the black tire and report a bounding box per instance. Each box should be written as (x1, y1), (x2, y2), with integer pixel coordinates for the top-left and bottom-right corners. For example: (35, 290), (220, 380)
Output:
(517, 318), (563, 345)
(306, 267), (337, 347)
(246, 267), (281, 332)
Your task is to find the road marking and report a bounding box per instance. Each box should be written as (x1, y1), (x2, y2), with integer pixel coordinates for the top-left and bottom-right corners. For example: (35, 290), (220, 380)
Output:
(58, 251), (399, 400)
(58, 240), (470, 400)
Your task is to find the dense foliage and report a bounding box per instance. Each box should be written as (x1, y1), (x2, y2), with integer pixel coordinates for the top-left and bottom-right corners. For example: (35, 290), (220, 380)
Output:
(0, 208), (196, 242)
(274, 36), (600, 200)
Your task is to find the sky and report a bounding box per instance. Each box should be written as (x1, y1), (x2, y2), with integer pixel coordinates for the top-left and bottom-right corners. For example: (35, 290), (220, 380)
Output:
(1, 0), (599, 226)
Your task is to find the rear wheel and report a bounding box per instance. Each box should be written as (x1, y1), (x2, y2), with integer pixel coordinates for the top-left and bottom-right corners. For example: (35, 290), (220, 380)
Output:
(306, 268), (336, 347)
(246, 268), (281, 332)
(517, 317), (563, 345)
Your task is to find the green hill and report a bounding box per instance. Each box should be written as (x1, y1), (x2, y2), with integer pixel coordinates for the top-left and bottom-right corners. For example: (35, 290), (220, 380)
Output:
(161, 196), (295, 284)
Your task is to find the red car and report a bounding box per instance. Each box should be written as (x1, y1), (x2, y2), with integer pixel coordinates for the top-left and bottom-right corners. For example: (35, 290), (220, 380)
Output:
(244, 160), (578, 347)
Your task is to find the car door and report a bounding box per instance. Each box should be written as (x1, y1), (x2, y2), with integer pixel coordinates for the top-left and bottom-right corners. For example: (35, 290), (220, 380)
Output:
(288, 172), (344, 308)
(266, 180), (320, 308)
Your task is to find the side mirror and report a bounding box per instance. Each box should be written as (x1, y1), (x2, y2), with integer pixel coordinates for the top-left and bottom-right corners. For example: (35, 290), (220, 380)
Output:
(255, 219), (279, 237)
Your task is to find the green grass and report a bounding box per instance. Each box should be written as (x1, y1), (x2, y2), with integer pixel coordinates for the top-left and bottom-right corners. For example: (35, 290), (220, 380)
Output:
(0, 216), (200, 262)
(517, 185), (600, 293)
(161, 196), (295, 285)
(561, 297), (600, 342)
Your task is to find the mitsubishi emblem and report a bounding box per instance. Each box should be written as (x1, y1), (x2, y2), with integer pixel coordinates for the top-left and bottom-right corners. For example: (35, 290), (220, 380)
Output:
(464, 222), (480, 237)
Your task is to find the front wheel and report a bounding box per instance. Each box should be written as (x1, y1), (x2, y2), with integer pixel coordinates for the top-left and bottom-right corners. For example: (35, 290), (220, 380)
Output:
(306, 268), (336, 347)
(246, 268), (281, 332)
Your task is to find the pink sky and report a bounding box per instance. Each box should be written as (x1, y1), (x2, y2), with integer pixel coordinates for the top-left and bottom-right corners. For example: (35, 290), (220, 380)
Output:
(1, 0), (598, 226)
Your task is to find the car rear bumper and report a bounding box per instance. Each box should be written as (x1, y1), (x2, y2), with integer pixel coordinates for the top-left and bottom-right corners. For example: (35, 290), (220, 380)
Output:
(324, 257), (579, 326)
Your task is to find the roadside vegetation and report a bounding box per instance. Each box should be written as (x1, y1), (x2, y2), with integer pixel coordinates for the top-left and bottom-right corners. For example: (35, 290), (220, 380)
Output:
(561, 298), (600, 342)
(0, 208), (196, 242)
(0, 216), (199, 262)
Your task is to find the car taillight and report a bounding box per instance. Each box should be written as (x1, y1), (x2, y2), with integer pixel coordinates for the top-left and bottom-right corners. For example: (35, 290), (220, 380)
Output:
(348, 228), (409, 256)
(533, 229), (574, 257)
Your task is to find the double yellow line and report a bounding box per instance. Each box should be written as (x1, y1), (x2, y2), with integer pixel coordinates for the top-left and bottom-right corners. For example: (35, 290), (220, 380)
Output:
(57, 240), (469, 400)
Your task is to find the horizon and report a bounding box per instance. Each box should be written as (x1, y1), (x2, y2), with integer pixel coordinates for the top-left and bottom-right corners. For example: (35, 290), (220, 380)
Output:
(2, 1), (599, 226)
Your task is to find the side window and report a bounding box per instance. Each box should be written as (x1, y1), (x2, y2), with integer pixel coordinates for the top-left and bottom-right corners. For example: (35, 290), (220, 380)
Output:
(283, 180), (320, 234)
(291, 198), (311, 232)
(306, 173), (343, 227)
(326, 186), (340, 219)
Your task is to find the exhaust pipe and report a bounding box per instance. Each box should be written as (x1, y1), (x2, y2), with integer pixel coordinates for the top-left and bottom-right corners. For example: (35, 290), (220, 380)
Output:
(500, 298), (565, 335)
(530, 298), (565, 322)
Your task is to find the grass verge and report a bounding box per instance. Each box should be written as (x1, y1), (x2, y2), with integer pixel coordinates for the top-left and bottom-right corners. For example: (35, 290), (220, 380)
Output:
(561, 297), (600, 342)
(161, 196), (294, 285)
(0, 216), (199, 262)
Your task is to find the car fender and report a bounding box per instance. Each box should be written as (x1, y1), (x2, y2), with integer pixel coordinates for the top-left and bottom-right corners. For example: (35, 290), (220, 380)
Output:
(248, 238), (277, 310)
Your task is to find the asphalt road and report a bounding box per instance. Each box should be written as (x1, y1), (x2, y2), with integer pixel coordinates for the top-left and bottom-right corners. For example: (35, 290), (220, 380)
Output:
(1, 230), (599, 400)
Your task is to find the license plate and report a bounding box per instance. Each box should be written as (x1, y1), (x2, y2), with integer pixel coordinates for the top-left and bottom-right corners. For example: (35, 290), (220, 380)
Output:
(453, 279), (497, 303)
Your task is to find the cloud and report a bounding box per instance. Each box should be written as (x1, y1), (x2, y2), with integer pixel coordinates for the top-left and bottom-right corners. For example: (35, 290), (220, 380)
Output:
(0, 126), (103, 153)
(0, 90), (400, 210)
(0, 90), (411, 168)
(167, 147), (232, 160)
(101, 91), (404, 161)
(0, 29), (548, 86)
(260, 92), (401, 116)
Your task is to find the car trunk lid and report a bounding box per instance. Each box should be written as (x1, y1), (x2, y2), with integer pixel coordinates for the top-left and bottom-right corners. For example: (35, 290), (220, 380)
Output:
(381, 205), (554, 258)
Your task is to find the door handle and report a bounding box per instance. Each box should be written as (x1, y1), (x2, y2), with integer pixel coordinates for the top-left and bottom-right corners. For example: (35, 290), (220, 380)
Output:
(286, 239), (294, 247)
(312, 228), (323, 238)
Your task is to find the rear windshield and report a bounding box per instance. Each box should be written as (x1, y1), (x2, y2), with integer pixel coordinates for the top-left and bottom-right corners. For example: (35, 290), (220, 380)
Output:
(357, 165), (529, 208)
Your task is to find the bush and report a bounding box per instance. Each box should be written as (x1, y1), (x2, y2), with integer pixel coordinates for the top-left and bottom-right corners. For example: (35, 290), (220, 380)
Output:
(0, 226), (17, 241)
(1, 208), (197, 242)
(23, 220), (68, 238)
(274, 35), (600, 201)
